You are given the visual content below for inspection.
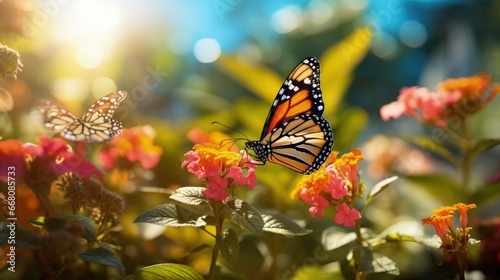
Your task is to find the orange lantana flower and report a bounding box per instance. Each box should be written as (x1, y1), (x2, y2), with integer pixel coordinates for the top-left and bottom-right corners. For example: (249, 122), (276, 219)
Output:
(291, 149), (364, 227)
(182, 143), (256, 201)
(439, 73), (499, 120)
(422, 203), (477, 259)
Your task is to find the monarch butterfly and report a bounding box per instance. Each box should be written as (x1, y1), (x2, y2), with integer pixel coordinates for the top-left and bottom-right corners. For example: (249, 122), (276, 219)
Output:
(37, 90), (127, 143)
(245, 57), (334, 174)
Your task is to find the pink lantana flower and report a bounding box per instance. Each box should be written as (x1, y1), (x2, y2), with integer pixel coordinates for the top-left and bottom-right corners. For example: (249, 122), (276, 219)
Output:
(182, 143), (257, 201)
(334, 203), (361, 227)
(98, 125), (163, 170)
(380, 86), (462, 127)
(23, 136), (103, 180)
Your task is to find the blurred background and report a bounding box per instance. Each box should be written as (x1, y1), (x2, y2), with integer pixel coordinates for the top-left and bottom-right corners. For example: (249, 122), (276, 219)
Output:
(1, 0), (500, 278)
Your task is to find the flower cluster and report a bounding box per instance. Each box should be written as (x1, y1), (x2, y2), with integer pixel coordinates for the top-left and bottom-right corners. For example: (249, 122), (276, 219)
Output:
(0, 136), (103, 185)
(422, 203), (477, 260)
(291, 149), (364, 227)
(380, 73), (499, 127)
(98, 125), (163, 170)
(380, 86), (462, 127)
(182, 143), (257, 201)
(59, 172), (125, 226)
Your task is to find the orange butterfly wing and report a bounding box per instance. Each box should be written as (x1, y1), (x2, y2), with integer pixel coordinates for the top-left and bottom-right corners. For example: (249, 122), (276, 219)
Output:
(261, 57), (324, 138)
(246, 57), (334, 174)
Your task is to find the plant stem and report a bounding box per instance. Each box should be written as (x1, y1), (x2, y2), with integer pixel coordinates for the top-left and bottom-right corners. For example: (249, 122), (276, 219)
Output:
(207, 201), (222, 280)
(459, 120), (472, 200)
(456, 253), (465, 280)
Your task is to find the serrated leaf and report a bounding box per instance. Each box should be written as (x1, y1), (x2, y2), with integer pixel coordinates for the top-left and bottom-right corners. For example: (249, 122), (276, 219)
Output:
(0, 222), (39, 249)
(218, 228), (239, 267)
(170, 186), (209, 206)
(470, 138), (500, 161)
(402, 174), (462, 204)
(262, 212), (312, 236)
(365, 176), (398, 206)
(398, 135), (460, 166)
(220, 199), (264, 233)
(45, 215), (98, 243)
(134, 204), (206, 228)
(80, 247), (124, 270)
(124, 263), (204, 280)
(371, 253), (400, 275)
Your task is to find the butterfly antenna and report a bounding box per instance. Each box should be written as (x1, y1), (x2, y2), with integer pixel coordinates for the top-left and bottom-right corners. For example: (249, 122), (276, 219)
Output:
(211, 121), (249, 139)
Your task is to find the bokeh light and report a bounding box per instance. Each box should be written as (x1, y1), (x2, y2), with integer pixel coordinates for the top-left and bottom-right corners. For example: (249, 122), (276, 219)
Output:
(399, 20), (428, 48)
(193, 38), (221, 63)
(271, 5), (302, 34)
(92, 77), (117, 99)
(371, 31), (399, 59)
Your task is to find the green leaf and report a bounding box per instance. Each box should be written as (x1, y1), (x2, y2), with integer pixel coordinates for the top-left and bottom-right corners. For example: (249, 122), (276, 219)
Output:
(384, 234), (441, 249)
(470, 181), (500, 205)
(321, 227), (356, 260)
(365, 176), (398, 206)
(29, 216), (45, 228)
(170, 186), (209, 206)
(292, 265), (343, 280)
(0, 222), (39, 249)
(217, 228), (239, 267)
(402, 174), (462, 204)
(45, 215), (98, 243)
(398, 135), (460, 166)
(80, 247), (124, 270)
(124, 263), (204, 280)
(353, 244), (374, 273)
(220, 199), (264, 233)
(332, 107), (369, 148)
(134, 204), (207, 228)
(216, 55), (284, 104)
(321, 27), (372, 114)
(470, 138), (500, 161)
(371, 253), (400, 275)
(376, 220), (424, 241)
(262, 212), (312, 236)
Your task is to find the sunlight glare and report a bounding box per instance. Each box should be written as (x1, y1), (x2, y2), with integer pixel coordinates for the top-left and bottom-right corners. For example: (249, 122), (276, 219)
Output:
(76, 44), (104, 69)
(53, 0), (121, 43)
(53, 78), (89, 102)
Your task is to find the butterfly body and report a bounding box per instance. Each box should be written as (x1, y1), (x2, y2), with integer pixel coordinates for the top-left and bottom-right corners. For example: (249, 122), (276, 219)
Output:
(37, 90), (127, 143)
(246, 57), (334, 175)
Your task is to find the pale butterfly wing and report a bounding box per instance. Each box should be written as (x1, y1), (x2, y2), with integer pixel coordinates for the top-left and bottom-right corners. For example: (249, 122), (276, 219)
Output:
(37, 90), (127, 143)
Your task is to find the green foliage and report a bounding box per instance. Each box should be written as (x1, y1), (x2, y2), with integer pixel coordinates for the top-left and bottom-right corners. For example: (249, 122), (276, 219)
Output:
(124, 264), (204, 280)
(220, 199), (264, 233)
(402, 174), (463, 204)
(0, 222), (39, 249)
(218, 228), (239, 267)
(262, 211), (312, 236)
(135, 185), (313, 278)
(365, 176), (398, 206)
(80, 247), (125, 271)
(292, 265), (343, 280)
